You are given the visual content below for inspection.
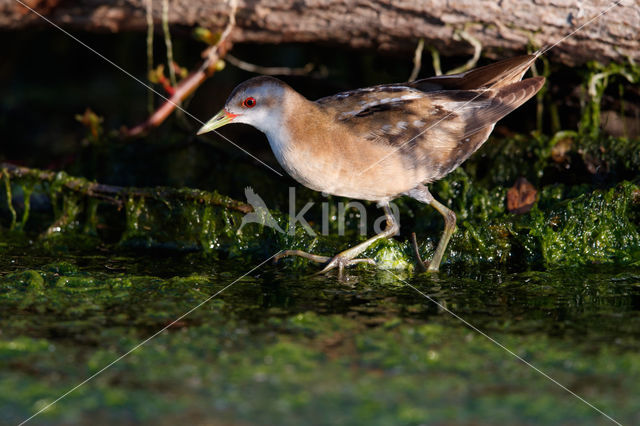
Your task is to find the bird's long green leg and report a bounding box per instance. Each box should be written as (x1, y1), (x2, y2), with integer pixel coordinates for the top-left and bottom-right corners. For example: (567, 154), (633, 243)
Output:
(275, 204), (399, 275)
(407, 185), (457, 272)
(426, 197), (456, 272)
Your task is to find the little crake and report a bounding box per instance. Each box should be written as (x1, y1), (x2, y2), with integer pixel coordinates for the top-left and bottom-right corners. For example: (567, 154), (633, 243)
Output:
(198, 54), (545, 274)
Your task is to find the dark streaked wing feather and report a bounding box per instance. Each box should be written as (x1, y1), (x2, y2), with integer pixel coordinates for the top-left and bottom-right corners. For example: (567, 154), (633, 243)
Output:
(428, 77), (545, 139)
(429, 76), (546, 177)
(316, 86), (453, 150)
(314, 54), (537, 112)
(315, 85), (425, 119)
(319, 76), (545, 181)
(408, 54), (537, 92)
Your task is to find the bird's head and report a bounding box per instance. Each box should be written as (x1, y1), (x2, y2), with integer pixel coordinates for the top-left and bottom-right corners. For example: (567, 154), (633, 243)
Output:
(197, 76), (290, 136)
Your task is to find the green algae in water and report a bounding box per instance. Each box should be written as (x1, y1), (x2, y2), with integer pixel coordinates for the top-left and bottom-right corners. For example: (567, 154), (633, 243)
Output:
(0, 246), (639, 425)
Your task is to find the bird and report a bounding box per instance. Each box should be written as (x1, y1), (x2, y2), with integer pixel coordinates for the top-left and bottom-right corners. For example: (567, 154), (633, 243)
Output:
(197, 53), (545, 274)
(238, 187), (284, 233)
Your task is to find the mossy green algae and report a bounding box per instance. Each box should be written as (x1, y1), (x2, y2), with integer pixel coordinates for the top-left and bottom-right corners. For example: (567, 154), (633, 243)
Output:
(2, 163), (639, 270)
(1, 257), (639, 424)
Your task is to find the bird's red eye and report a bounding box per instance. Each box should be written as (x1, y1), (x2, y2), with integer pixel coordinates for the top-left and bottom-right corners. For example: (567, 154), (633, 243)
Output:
(243, 97), (256, 108)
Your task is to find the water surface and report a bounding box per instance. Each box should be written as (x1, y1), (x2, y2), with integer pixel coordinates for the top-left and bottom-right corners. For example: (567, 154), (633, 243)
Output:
(1, 241), (638, 425)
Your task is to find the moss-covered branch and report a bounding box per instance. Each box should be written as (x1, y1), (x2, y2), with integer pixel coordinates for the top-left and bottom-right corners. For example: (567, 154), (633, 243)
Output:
(0, 163), (252, 214)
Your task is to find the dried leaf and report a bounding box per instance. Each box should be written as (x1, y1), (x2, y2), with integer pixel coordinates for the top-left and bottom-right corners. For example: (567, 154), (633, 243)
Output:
(507, 177), (537, 214)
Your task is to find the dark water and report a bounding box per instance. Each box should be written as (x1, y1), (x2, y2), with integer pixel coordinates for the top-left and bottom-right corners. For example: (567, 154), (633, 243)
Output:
(1, 241), (638, 425)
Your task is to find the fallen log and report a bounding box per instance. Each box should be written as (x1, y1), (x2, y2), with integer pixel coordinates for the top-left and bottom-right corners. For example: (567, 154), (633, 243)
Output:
(2, 0), (637, 66)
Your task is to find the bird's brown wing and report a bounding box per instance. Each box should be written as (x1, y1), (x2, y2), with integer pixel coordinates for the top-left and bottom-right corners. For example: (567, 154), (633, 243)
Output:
(315, 53), (538, 114)
(420, 76), (546, 179)
(324, 77), (545, 181)
(408, 54), (538, 91)
(315, 84), (426, 118)
(316, 84), (438, 138)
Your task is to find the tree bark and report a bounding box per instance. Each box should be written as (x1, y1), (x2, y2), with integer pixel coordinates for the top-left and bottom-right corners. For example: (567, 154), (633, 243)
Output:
(2, 0), (638, 66)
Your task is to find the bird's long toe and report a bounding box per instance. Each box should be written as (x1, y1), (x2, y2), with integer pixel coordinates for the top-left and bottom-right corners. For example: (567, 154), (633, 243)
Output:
(274, 250), (376, 275)
(316, 255), (376, 275)
(274, 250), (331, 264)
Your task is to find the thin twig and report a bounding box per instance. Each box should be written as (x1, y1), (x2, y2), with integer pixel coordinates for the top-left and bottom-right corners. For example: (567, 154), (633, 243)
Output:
(145, 0), (154, 114)
(408, 38), (424, 82)
(226, 54), (316, 76)
(200, 0), (237, 69)
(125, 0), (238, 137)
(162, 0), (177, 88)
(410, 232), (428, 272)
(2, 169), (17, 230)
(447, 29), (482, 75)
(429, 46), (442, 76)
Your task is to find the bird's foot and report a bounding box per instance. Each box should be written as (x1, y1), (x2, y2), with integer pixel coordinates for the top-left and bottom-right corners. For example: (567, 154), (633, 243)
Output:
(274, 250), (330, 264)
(274, 249), (376, 276)
(316, 254), (376, 275)
(410, 232), (439, 273)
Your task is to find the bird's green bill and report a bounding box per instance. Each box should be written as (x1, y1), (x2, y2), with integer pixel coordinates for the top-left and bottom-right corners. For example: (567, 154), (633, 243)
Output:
(197, 109), (236, 135)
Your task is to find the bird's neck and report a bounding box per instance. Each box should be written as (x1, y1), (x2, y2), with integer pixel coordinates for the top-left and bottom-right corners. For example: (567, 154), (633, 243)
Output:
(261, 92), (332, 188)
(262, 91), (323, 155)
